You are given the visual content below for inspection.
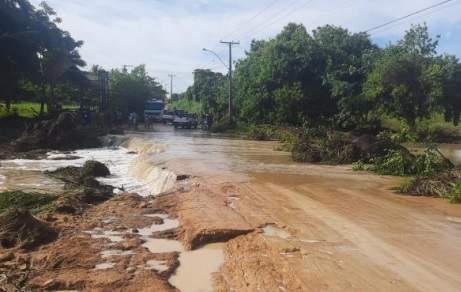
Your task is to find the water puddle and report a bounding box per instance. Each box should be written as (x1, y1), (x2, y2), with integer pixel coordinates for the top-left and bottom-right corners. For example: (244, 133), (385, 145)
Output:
(262, 225), (291, 239)
(169, 243), (224, 292)
(143, 238), (184, 253)
(146, 260), (169, 272)
(138, 215), (179, 236)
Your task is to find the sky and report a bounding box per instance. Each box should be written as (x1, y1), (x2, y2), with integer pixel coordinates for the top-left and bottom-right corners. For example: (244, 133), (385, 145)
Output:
(30, 0), (461, 93)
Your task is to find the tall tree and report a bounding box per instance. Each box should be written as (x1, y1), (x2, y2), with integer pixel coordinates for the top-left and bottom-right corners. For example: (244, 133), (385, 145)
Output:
(364, 24), (440, 127)
(110, 65), (166, 115)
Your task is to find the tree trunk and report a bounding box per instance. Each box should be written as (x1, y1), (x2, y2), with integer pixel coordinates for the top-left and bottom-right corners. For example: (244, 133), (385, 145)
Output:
(39, 83), (46, 118)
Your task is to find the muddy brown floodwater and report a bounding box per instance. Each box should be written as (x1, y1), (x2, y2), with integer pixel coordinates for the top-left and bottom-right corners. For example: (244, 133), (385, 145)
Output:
(2, 125), (461, 292)
(140, 126), (461, 292)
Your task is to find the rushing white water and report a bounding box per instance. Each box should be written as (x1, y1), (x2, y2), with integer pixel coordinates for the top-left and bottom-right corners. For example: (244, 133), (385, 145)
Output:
(0, 132), (229, 291)
(0, 136), (176, 196)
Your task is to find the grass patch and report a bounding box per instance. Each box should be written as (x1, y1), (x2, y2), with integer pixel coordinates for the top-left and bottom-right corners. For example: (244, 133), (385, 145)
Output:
(0, 102), (79, 118)
(0, 191), (56, 214)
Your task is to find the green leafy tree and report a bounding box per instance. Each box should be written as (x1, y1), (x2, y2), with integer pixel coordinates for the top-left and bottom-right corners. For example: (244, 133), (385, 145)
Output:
(435, 55), (461, 125)
(364, 24), (440, 127)
(312, 25), (377, 128)
(110, 65), (166, 116)
(0, 0), (87, 116)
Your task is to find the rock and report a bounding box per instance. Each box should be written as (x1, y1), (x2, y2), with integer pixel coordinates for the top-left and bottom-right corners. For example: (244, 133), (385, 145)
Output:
(81, 161), (110, 178)
(176, 175), (191, 181)
(0, 209), (58, 250)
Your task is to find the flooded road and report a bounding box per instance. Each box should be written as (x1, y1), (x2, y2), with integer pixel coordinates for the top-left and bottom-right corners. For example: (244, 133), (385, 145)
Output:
(135, 126), (461, 292)
(2, 125), (461, 291)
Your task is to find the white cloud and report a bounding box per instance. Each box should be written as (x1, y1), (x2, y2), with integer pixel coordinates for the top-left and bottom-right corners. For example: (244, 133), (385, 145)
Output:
(30, 0), (461, 91)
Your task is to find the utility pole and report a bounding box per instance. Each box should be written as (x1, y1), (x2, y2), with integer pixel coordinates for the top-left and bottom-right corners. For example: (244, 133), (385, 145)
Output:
(122, 64), (134, 73)
(220, 40), (239, 124)
(168, 74), (175, 101)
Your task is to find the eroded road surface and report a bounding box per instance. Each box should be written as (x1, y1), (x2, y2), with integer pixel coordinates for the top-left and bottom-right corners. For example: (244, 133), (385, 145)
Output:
(139, 126), (461, 292)
(2, 125), (461, 292)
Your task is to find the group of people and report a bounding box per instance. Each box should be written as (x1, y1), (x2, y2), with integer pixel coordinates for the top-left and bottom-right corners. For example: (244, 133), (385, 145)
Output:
(128, 112), (139, 129)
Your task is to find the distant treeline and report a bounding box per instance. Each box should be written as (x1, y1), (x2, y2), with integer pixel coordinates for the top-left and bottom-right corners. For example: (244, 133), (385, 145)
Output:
(0, 0), (166, 118)
(181, 23), (461, 130)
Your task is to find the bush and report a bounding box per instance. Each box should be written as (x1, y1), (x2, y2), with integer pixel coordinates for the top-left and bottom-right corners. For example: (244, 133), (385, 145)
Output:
(414, 147), (453, 176)
(448, 181), (461, 204)
(373, 149), (414, 176)
(366, 146), (452, 177)
(247, 125), (277, 141)
(210, 117), (234, 133)
(398, 170), (461, 203)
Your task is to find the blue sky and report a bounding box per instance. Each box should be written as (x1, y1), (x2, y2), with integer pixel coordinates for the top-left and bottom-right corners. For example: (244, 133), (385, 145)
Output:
(30, 0), (461, 93)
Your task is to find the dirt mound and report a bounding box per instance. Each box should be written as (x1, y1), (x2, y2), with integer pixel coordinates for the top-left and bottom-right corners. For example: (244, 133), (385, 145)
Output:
(11, 112), (102, 152)
(0, 209), (58, 250)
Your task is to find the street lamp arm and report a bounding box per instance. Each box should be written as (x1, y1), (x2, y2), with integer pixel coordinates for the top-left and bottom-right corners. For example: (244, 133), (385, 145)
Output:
(202, 48), (227, 69)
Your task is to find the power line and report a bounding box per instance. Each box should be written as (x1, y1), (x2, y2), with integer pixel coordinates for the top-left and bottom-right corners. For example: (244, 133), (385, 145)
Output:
(365, 0), (457, 33)
(249, 0), (315, 37)
(232, 0), (302, 41)
(367, 0), (461, 35)
(223, 0), (283, 40)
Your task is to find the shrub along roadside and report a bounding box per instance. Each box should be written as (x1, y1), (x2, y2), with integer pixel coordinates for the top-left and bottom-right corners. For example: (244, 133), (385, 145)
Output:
(353, 147), (453, 177)
(397, 169), (461, 203)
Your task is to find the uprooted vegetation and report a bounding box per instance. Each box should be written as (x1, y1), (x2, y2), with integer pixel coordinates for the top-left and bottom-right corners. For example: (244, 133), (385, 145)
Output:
(398, 169), (461, 203)
(0, 208), (58, 250)
(353, 147), (454, 177)
(45, 160), (114, 213)
(0, 161), (114, 251)
(290, 124), (411, 165)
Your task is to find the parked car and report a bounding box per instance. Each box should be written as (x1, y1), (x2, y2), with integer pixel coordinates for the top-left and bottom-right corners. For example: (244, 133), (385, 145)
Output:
(173, 112), (198, 129)
(162, 111), (175, 124)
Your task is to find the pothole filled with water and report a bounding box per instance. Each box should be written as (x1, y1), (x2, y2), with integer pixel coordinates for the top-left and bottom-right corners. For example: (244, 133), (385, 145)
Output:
(169, 243), (224, 292)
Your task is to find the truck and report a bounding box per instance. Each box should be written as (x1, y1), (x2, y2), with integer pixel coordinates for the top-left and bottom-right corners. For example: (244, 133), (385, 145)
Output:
(144, 99), (164, 123)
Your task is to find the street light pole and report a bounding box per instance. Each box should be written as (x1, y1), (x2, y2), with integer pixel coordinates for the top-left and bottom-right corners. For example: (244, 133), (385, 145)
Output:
(202, 48), (227, 69)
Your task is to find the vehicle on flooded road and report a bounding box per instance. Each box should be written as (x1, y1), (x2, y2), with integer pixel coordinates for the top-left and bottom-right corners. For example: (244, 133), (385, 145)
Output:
(144, 99), (164, 123)
(162, 111), (175, 124)
(173, 111), (198, 129)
